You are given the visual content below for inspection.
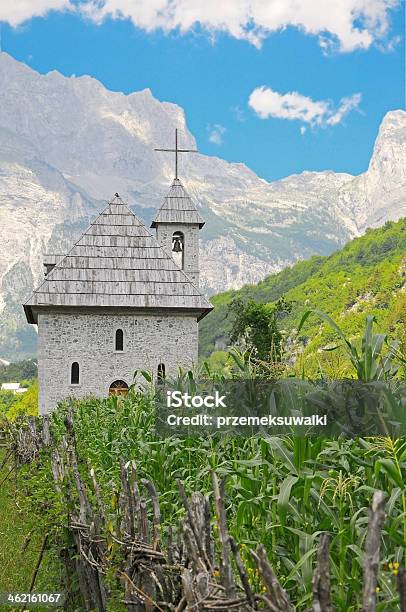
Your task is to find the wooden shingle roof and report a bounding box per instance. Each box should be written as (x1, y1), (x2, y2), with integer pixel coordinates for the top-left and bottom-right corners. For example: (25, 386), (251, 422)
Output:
(24, 194), (212, 323)
(151, 178), (205, 228)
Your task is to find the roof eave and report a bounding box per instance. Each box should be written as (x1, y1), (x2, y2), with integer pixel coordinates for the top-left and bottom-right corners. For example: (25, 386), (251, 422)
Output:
(23, 303), (36, 324)
(150, 219), (205, 229)
(197, 305), (214, 322)
(22, 303), (213, 321)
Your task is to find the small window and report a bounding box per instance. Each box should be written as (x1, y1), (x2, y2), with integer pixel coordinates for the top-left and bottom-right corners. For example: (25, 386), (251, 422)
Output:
(115, 328), (124, 351)
(157, 363), (166, 383)
(71, 362), (80, 385)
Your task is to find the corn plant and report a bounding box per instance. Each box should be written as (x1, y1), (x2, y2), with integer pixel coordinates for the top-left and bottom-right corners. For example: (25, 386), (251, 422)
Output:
(299, 311), (400, 381)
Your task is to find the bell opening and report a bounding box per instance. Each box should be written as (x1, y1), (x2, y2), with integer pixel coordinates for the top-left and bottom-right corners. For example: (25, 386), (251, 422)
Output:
(172, 231), (184, 269)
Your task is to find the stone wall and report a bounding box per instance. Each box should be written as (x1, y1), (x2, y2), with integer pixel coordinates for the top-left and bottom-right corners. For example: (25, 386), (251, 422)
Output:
(37, 309), (198, 414)
(155, 223), (200, 287)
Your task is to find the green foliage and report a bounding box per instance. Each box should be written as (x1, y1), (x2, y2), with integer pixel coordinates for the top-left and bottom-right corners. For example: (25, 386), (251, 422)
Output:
(6, 382), (38, 421)
(388, 292), (406, 372)
(0, 391), (18, 425)
(0, 451), (61, 595)
(200, 217), (406, 367)
(0, 359), (37, 384)
(299, 311), (400, 381)
(203, 350), (234, 376)
(16, 393), (403, 610)
(228, 297), (291, 362)
(0, 371), (38, 424)
(200, 255), (324, 356)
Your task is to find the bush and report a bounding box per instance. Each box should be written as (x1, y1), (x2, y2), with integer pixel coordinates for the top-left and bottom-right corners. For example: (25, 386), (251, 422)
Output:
(0, 391), (17, 425)
(6, 382), (38, 420)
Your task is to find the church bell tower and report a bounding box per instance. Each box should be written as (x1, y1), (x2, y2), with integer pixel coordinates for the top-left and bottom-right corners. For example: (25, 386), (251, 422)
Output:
(151, 129), (205, 286)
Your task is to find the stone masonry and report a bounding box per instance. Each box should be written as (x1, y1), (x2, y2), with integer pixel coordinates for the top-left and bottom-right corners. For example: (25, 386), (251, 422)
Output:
(155, 222), (200, 286)
(38, 309), (198, 414)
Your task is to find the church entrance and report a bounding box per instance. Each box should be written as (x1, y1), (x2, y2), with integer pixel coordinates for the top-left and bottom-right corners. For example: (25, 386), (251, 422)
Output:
(109, 380), (129, 396)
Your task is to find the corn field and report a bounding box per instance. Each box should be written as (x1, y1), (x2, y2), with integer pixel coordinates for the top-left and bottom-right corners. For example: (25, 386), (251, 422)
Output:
(1, 388), (405, 611)
(0, 317), (405, 610)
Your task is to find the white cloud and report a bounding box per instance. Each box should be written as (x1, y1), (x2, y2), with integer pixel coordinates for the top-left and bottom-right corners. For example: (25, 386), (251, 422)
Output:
(0, 0), (72, 27)
(208, 124), (226, 145)
(248, 86), (362, 128)
(80, 0), (398, 52)
(0, 0), (398, 53)
(326, 93), (362, 125)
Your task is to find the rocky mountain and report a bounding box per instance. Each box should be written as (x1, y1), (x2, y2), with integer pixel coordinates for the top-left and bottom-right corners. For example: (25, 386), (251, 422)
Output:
(0, 52), (405, 359)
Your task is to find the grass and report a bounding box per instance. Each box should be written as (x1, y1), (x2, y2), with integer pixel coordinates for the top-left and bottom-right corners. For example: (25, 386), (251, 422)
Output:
(0, 449), (62, 604)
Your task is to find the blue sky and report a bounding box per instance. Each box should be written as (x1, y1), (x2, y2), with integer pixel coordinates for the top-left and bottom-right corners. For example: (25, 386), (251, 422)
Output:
(0, 1), (404, 182)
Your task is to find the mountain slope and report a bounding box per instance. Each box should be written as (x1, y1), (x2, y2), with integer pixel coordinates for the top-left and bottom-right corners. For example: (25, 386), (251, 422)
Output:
(199, 217), (406, 357)
(0, 52), (405, 359)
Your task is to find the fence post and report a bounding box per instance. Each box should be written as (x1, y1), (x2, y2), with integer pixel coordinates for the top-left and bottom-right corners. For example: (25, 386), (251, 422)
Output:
(313, 532), (332, 612)
(362, 490), (386, 612)
(398, 568), (406, 612)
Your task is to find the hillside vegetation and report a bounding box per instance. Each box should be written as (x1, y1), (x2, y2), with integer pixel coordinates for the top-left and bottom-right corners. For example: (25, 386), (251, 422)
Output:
(200, 218), (406, 364)
(0, 359), (37, 384)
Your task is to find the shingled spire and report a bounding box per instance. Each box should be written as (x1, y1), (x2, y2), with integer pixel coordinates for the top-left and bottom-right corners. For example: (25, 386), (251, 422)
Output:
(151, 178), (205, 228)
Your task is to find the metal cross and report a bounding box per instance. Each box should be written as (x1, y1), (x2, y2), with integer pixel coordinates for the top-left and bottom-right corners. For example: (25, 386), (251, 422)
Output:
(155, 128), (197, 180)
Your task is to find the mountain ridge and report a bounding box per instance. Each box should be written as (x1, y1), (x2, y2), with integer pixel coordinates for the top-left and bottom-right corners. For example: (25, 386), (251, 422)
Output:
(0, 53), (405, 359)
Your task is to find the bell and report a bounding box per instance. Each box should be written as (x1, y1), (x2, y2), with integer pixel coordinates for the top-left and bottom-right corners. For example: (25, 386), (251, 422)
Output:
(172, 237), (183, 253)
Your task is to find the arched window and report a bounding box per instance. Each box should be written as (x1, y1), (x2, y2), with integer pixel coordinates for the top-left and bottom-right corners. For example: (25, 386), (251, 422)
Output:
(109, 380), (129, 396)
(157, 363), (166, 383)
(71, 362), (80, 385)
(115, 328), (124, 351)
(172, 231), (184, 269)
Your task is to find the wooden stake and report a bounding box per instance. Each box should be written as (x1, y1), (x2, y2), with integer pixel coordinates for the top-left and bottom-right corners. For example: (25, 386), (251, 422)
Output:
(177, 479), (211, 569)
(141, 479), (161, 549)
(211, 472), (235, 599)
(362, 490), (386, 612)
(20, 534), (49, 611)
(251, 544), (293, 611)
(313, 532), (332, 612)
(229, 536), (256, 609)
(398, 568), (406, 612)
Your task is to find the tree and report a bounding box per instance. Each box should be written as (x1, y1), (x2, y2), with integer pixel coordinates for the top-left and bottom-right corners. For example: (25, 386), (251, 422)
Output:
(228, 297), (291, 362)
(0, 360), (37, 384)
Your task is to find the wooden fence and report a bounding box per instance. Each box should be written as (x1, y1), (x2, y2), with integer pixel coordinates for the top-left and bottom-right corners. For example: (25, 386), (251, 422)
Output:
(2, 415), (406, 611)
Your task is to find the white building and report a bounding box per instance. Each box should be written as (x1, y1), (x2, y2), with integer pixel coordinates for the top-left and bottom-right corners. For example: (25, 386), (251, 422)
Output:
(1, 382), (27, 393)
(24, 178), (212, 415)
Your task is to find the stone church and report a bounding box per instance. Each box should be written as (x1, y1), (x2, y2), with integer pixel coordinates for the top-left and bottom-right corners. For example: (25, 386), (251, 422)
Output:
(24, 173), (213, 415)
